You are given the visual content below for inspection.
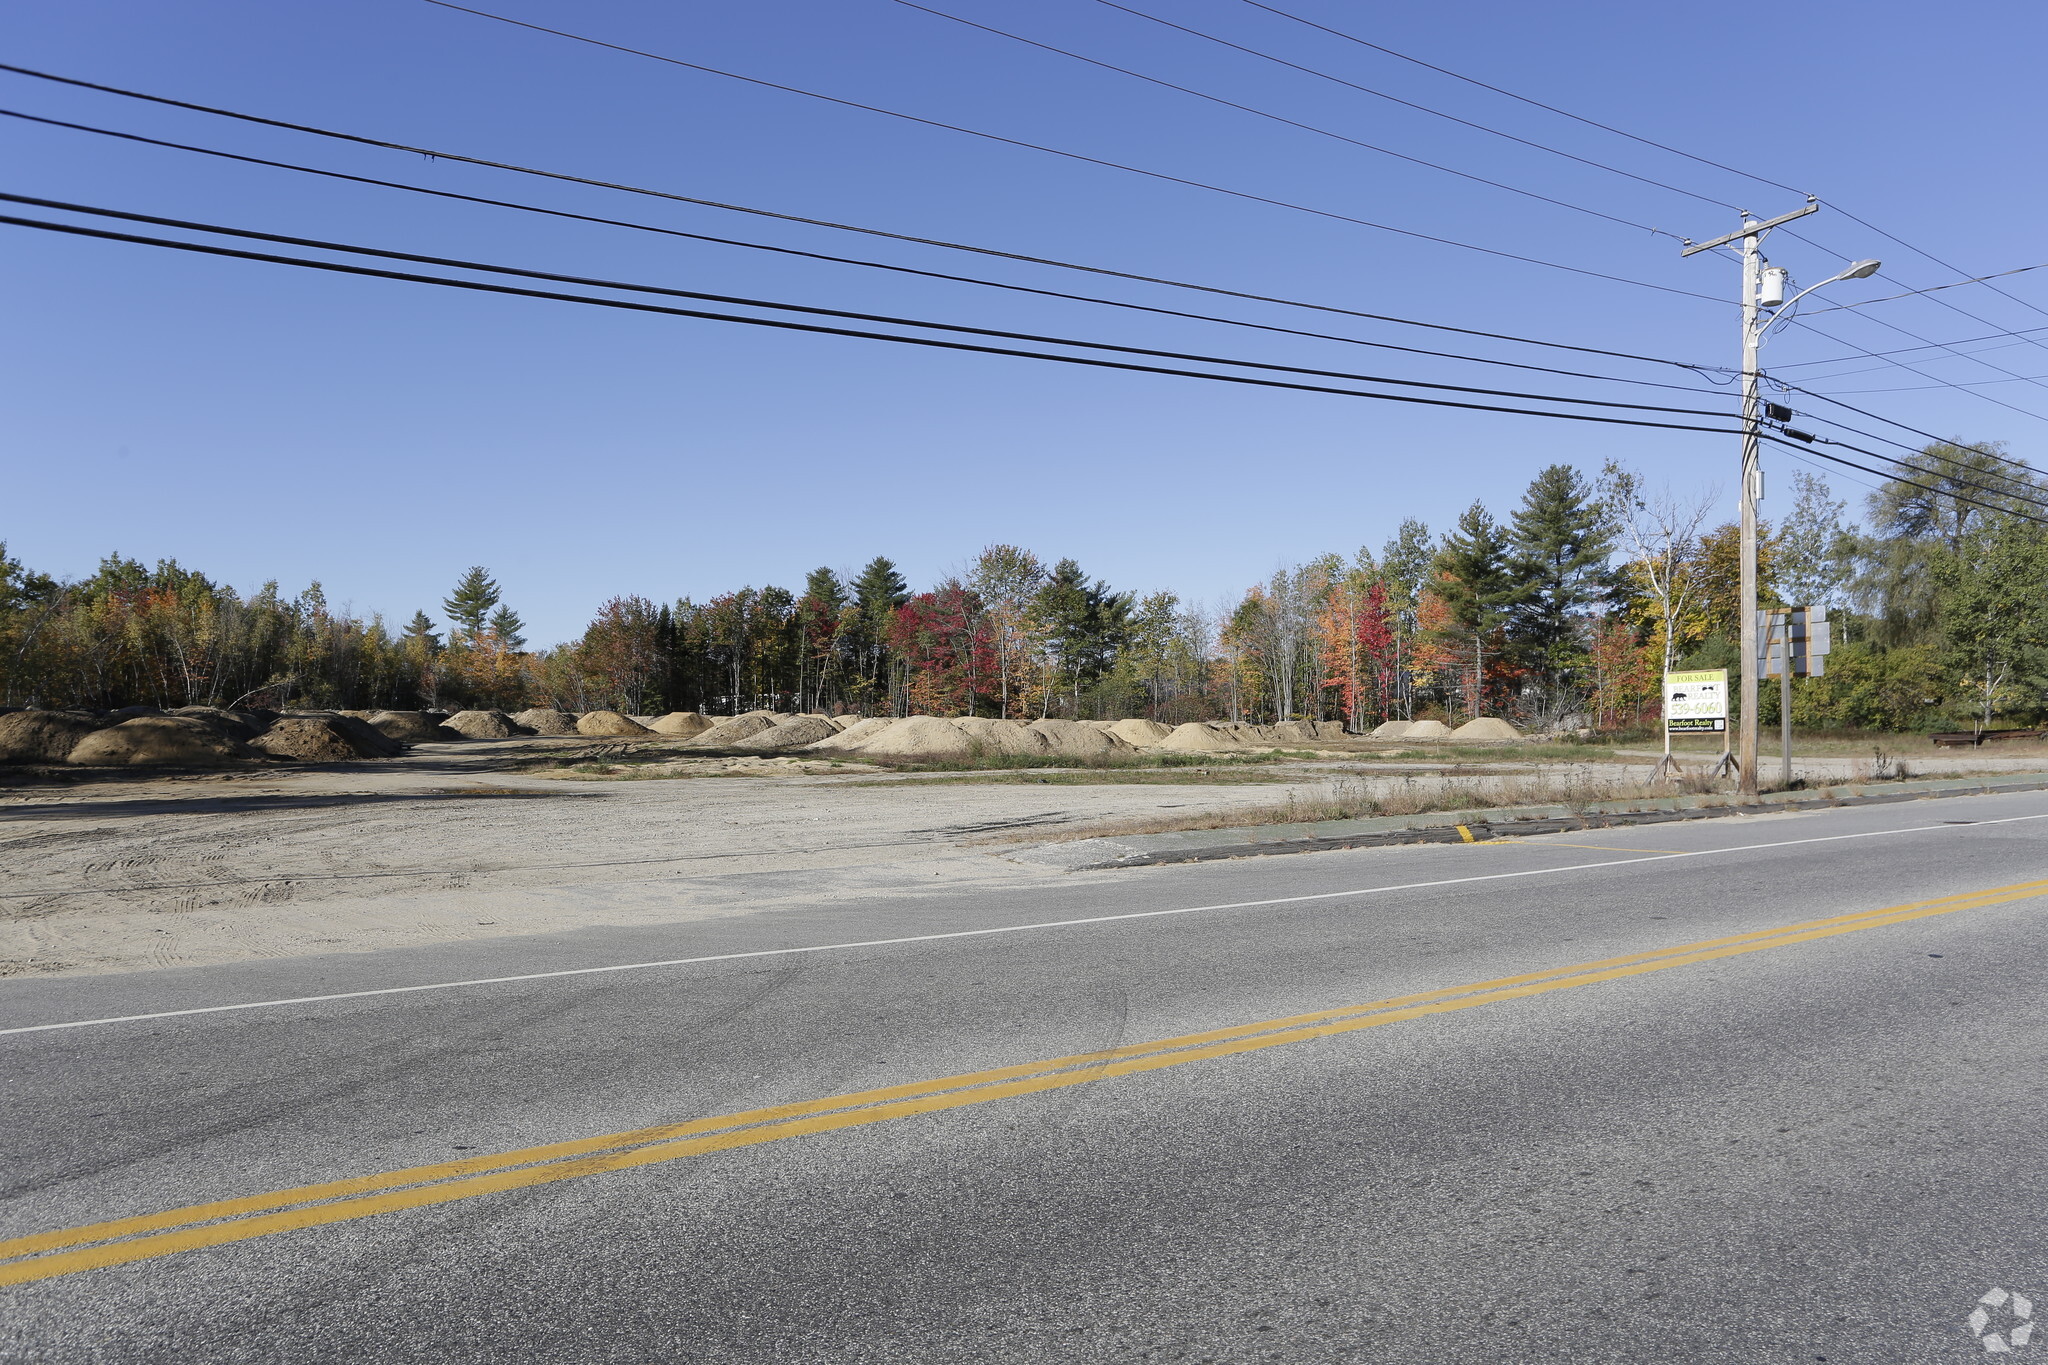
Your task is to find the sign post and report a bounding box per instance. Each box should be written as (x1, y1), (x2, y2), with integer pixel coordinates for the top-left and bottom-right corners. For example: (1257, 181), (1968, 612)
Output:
(1759, 607), (1831, 788)
(1660, 668), (1729, 780)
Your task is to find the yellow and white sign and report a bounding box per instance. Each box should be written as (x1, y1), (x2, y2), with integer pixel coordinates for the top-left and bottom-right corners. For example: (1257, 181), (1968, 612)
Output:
(1664, 669), (1728, 733)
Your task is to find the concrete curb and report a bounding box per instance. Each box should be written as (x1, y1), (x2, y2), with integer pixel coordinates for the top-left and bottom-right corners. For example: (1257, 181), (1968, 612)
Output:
(1009, 772), (2048, 871)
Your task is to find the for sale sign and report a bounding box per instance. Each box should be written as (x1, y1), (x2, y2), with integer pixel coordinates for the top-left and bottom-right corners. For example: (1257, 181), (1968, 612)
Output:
(1664, 669), (1728, 733)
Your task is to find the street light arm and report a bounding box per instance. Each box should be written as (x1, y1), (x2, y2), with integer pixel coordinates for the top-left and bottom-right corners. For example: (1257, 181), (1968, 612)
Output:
(1757, 259), (1882, 339)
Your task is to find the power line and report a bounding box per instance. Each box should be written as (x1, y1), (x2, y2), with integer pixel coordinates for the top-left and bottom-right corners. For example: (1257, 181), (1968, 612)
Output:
(889, 0), (1684, 237)
(0, 210), (1762, 437)
(1766, 323), (2048, 372)
(1763, 432), (2048, 526)
(1093, 0), (1734, 212)
(1232, 0), (1813, 201)
(1800, 260), (2048, 315)
(0, 63), (1730, 376)
(1800, 374), (2048, 395)
(1830, 203), (2048, 328)
(16, 202), (2035, 521)
(413, 0), (1731, 304)
(1769, 376), (2046, 482)
(0, 107), (1744, 402)
(3, 192), (1747, 420)
(1789, 316), (2048, 424)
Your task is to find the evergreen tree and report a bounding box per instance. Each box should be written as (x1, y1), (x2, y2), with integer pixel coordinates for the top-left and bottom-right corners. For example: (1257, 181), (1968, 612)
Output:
(1506, 464), (1614, 702)
(403, 611), (442, 652)
(1032, 558), (1133, 714)
(850, 556), (909, 709)
(487, 605), (527, 650)
(803, 566), (848, 612)
(1433, 502), (1518, 719)
(442, 567), (501, 643)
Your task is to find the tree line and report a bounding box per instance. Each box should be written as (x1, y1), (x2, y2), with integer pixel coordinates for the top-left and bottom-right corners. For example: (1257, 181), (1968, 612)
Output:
(4, 444), (2042, 732)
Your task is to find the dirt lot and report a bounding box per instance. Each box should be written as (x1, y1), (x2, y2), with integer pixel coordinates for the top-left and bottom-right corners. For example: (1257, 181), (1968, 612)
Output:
(4, 737), (2037, 978)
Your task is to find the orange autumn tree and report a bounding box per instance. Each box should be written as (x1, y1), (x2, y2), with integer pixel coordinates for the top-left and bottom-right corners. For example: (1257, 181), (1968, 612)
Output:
(1317, 574), (1395, 731)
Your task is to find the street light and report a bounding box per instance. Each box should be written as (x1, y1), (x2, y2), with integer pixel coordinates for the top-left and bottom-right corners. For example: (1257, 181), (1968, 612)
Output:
(1680, 206), (1879, 797)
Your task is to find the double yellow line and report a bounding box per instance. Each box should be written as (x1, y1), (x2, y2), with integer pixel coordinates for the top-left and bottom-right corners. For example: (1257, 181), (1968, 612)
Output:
(5, 876), (2044, 1288)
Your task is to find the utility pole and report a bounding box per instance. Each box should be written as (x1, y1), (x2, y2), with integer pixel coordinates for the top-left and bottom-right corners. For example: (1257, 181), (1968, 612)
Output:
(1680, 200), (1818, 799)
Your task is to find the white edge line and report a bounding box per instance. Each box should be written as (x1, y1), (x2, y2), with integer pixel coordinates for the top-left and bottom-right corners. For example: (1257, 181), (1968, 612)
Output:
(4, 809), (2044, 1039)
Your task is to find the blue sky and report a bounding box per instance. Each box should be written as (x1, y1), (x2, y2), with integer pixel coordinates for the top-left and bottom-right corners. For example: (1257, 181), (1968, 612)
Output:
(4, 0), (2044, 643)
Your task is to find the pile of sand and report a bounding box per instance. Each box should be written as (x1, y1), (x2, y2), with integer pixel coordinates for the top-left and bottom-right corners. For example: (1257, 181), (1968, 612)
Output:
(646, 712), (712, 737)
(731, 716), (839, 751)
(1450, 717), (1522, 742)
(368, 711), (462, 742)
(840, 715), (977, 760)
(168, 706), (269, 741)
(1157, 722), (1250, 753)
(251, 717), (399, 762)
(1369, 720), (1414, 740)
(811, 717), (898, 750)
(576, 710), (651, 737)
(690, 714), (782, 746)
(1027, 718), (1133, 757)
(1108, 718), (1173, 747)
(511, 708), (580, 735)
(0, 711), (109, 764)
(1403, 719), (1452, 740)
(825, 715), (859, 732)
(443, 710), (521, 739)
(67, 716), (256, 766)
(105, 706), (165, 720)
(954, 717), (1053, 756)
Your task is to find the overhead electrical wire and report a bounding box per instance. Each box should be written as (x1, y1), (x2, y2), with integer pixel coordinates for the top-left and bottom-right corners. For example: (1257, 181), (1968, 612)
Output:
(1762, 432), (2048, 526)
(1767, 324), (2048, 373)
(0, 210), (1760, 437)
(7, 210), (2037, 523)
(887, 0), (1682, 238)
(411, 0), (1731, 304)
(1226, 0), (2048, 384)
(0, 108), (1746, 402)
(0, 63), (1731, 378)
(0, 192), (1746, 421)
(1231, 0), (1813, 201)
(1091, 0), (1734, 212)
(1799, 260), (2048, 315)
(1789, 316), (2048, 425)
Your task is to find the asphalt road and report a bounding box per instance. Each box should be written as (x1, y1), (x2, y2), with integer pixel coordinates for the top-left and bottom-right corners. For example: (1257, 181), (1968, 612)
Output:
(4, 791), (2047, 1362)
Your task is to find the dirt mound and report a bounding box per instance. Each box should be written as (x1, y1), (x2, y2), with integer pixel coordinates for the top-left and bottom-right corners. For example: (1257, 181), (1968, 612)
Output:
(690, 714), (781, 746)
(329, 716), (405, 757)
(1157, 723), (1249, 752)
(67, 716), (257, 766)
(369, 711), (463, 742)
(1369, 720), (1413, 740)
(826, 715), (858, 732)
(1450, 717), (1523, 742)
(732, 716), (839, 751)
(251, 717), (395, 762)
(106, 706), (165, 720)
(1027, 718), (1132, 757)
(955, 717), (1052, 756)
(810, 717), (898, 750)
(1403, 719), (1452, 740)
(576, 710), (651, 736)
(647, 712), (712, 737)
(0, 711), (109, 764)
(443, 710), (520, 739)
(511, 708), (580, 735)
(846, 715), (976, 760)
(168, 706), (271, 741)
(1107, 718), (1173, 747)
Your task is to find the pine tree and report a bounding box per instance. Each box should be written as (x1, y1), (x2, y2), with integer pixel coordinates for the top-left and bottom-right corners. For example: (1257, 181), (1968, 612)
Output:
(803, 566), (848, 612)
(1506, 464), (1614, 702)
(403, 611), (441, 652)
(850, 557), (909, 710)
(1433, 502), (1518, 720)
(487, 605), (526, 650)
(442, 567), (501, 644)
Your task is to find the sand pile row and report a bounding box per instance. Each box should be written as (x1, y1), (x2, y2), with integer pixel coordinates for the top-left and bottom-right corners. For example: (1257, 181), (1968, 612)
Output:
(1367, 717), (1523, 742)
(0, 707), (407, 767)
